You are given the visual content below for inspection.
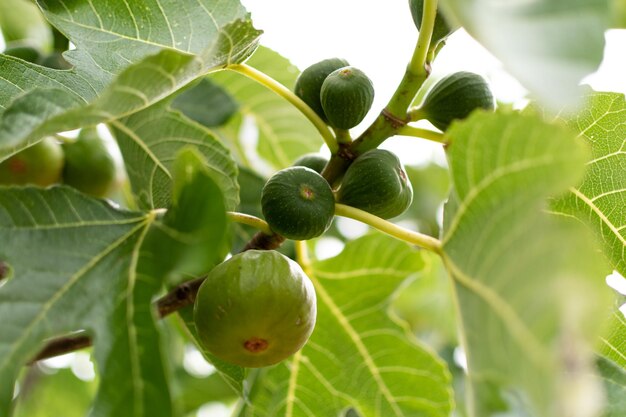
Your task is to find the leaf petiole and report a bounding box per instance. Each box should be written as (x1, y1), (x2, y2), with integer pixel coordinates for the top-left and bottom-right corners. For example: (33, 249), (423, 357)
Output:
(227, 64), (339, 154)
(334, 204), (442, 254)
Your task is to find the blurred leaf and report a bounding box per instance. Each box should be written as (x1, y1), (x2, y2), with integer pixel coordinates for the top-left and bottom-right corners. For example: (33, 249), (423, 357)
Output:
(442, 0), (610, 108)
(0, 0), (51, 49)
(210, 46), (322, 170)
(599, 307), (626, 368)
(612, 0), (626, 27)
(551, 92), (626, 277)
(172, 79), (239, 128)
(243, 234), (453, 417)
(111, 102), (240, 211)
(0, 187), (171, 416)
(172, 369), (238, 414)
(141, 148), (230, 286)
(392, 254), (457, 347)
(0, 0), (261, 158)
(597, 356), (626, 417)
(14, 368), (97, 417)
(442, 111), (611, 417)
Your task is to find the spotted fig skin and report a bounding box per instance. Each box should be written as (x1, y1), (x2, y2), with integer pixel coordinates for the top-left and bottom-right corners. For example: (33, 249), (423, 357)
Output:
(261, 166), (335, 240)
(193, 250), (317, 368)
(338, 149), (413, 219)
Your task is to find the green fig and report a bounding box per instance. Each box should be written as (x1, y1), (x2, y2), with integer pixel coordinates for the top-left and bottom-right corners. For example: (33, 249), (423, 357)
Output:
(262, 166), (335, 240)
(338, 149), (413, 219)
(0, 137), (64, 186)
(194, 250), (317, 368)
(419, 71), (495, 131)
(320, 66), (375, 130)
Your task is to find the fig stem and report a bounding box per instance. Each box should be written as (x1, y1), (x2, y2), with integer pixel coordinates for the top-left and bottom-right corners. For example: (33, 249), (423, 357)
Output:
(397, 125), (445, 144)
(226, 211), (272, 234)
(385, 0), (438, 118)
(334, 203), (443, 255)
(227, 64), (339, 154)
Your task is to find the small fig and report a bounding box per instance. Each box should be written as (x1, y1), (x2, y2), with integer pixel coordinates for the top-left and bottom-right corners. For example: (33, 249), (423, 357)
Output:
(321, 66), (375, 130)
(62, 127), (121, 198)
(193, 250), (317, 368)
(338, 149), (413, 219)
(292, 153), (329, 174)
(419, 71), (495, 131)
(0, 137), (64, 187)
(262, 166), (335, 240)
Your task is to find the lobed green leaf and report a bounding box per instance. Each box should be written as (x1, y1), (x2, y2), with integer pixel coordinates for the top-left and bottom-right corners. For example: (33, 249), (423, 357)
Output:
(0, 0), (261, 158)
(442, 111), (612, 417)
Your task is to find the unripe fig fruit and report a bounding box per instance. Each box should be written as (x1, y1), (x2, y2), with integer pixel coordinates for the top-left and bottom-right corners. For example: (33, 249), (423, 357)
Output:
(419, 71), (495, 131)
(62, 127), (121, 198)
(338, 149), (413, 219)
(193, 250), (317, 368)
(0, 137), (64, 187)
(321, 66), (375, 130)
(262, 166), (335, 240)
(294, 58), (349, 122)
(292, 153), (329, 174)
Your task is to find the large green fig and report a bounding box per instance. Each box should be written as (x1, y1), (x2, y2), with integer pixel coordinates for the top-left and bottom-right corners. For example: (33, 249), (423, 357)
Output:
(0, 137), (64, 186)
(337, 149), (413, 219)
(292, 153), (329, 174)
(294, 58), (349, 122)
(418, 71), (494, 131)
(193, 250), (317, 368)
(62, 127), (121, 198)
(409, 0), (458, 45)
(321, 66), (375, 130)
(262, 166), (334, 240)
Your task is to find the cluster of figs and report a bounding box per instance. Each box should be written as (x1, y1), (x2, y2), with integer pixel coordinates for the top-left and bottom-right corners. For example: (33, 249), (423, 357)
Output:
(194, 67), (493, 369)
(196, 0), (494, 368)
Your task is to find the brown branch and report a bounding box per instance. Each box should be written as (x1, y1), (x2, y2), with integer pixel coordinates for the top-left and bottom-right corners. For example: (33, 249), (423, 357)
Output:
(243, 231), (286, 251)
